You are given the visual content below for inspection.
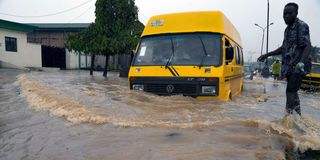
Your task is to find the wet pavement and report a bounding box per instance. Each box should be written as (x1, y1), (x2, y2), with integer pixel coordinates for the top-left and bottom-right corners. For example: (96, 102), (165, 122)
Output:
(1, 69), (320, 160)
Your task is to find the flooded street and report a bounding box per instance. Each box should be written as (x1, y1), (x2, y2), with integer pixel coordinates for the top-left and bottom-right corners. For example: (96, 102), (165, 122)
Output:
(1, 69), (320, 160)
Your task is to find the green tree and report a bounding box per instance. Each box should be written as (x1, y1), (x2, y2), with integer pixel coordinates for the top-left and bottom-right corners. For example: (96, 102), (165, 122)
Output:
(67, 23), (100, 75)
(67, 0), (143, 77)
(95, 0), (142, 77)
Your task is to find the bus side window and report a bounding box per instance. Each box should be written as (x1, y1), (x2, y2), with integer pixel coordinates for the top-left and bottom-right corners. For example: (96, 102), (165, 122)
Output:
(236, 46), (244, 65)
(240, 48), (244, 65)
(225, 39), (234, 64)
(235, 46), (240, 65)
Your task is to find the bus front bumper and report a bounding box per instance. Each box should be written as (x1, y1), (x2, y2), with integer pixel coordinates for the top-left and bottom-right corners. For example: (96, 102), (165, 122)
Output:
(129, 77), (219, 97)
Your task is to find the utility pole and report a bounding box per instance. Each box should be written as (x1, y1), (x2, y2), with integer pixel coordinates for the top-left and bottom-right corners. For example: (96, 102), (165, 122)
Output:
(261, 0), (271, 78)
(266, 0), (270, 62)
(254, 22), (273, 72)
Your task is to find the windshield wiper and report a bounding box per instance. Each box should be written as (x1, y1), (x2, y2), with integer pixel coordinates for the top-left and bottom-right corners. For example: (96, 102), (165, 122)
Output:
(164, 37), (180, 76)
(199, 36), (208, 69)
(165, 37), (175, 69)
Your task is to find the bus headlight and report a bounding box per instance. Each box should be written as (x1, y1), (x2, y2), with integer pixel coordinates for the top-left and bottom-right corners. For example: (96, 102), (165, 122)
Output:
(201, 86), (216, 95)
(132, 84), (144, 91)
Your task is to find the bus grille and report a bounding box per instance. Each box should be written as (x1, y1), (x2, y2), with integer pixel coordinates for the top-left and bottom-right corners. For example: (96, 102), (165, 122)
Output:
(145, 84), (197, 95)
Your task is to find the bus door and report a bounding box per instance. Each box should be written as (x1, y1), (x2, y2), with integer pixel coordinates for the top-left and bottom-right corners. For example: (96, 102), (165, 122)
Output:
(224, 37), (236, 99)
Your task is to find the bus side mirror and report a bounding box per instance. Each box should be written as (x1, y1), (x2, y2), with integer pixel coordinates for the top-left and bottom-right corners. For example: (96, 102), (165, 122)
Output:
(226, 47), (234, 63)
(130, 50), (135, 62)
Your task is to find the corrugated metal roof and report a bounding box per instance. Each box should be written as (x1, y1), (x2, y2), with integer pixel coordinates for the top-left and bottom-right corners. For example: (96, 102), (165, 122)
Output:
(27, 23), (90, 32)
(0, 19), (90, 32)
(0, 19), (36, 32)
(28, 23), (90, 29)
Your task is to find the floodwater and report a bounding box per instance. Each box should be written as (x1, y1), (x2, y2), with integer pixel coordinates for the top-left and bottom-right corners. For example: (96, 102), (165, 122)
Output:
(1, 69), (320, 160)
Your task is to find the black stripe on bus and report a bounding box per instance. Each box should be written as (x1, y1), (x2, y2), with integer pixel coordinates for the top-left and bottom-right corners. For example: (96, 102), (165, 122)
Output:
(167, 67), (177, 76)
(171, 66), (180, 76)
(224, 74), (243, 82)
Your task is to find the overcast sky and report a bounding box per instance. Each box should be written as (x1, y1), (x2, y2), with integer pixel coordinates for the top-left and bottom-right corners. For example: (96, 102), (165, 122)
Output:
(0, 0), (319, 61)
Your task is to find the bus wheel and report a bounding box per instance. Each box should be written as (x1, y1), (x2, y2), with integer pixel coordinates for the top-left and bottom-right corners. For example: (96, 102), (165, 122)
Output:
(241, 85), (244, 92)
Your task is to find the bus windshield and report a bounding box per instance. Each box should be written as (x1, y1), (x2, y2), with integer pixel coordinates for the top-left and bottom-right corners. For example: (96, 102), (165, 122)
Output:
(132, 33), (222, 66)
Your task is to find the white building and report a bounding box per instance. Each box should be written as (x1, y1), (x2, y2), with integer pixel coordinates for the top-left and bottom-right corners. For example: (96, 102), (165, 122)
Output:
(0, 19), (42, 68)
(0, 19), (91, 70)
(1, 19), (130, 71)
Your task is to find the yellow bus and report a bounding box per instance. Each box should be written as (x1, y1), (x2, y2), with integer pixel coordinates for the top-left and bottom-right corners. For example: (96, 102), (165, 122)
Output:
(301, 62), (320, 91)
(128, 11), (244, 100)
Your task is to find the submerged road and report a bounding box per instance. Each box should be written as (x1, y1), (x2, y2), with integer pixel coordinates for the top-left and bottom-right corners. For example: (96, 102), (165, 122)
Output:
(1, 69), (320, 160)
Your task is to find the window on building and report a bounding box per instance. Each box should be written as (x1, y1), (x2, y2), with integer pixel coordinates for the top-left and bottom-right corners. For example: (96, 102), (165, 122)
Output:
(5, 37), (17, 52)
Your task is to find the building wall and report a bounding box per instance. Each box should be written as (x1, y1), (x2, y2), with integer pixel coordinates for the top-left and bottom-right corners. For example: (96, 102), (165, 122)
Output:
(27, 31), (67, 48)
(0, 28), (42, 68)
(27, 31), (83, 69)
(66, 50), (81, 69)
(94, 55), (121, 69)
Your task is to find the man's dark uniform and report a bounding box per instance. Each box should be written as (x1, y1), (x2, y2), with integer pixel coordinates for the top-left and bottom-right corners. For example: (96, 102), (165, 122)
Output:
(281, 18), (311, 115)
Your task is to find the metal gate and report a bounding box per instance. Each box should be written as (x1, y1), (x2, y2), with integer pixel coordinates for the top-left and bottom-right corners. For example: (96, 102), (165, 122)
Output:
(41, 46), (66, 69)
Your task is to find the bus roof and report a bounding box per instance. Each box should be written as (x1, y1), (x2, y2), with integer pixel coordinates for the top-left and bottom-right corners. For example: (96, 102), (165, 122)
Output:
(142, 11), (242, 46)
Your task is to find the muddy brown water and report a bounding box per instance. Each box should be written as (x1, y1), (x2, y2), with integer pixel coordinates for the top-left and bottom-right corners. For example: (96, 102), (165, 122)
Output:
(1, 69), (320, 160)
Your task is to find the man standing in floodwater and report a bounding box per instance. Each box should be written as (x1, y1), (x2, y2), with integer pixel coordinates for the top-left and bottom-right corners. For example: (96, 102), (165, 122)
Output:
(258, 2), (312, 115)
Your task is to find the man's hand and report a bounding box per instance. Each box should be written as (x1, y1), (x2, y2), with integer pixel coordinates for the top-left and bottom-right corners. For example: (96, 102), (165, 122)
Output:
(294, 62), (305, 75)
(257, 54), (268, 62)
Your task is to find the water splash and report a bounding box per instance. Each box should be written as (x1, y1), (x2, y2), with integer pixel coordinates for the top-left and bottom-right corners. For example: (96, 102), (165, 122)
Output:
(16, 74), (110, 124)
(16, 73), (320, 154)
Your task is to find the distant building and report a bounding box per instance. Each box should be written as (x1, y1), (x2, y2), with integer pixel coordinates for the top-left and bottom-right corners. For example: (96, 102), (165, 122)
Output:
(26, 23), (90, 69)
(0, 19), (42, 68)
(1, 19), (127, 70)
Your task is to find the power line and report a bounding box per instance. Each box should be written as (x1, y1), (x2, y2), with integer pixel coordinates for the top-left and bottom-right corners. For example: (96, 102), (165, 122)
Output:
(68, 4), (94, 23)
(138, 11), (148, 24)
(137, 15), (147, 24)
(139, 11), (148, 22)
(138, 17), (147, 24)
(0, 0), (93, 18)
